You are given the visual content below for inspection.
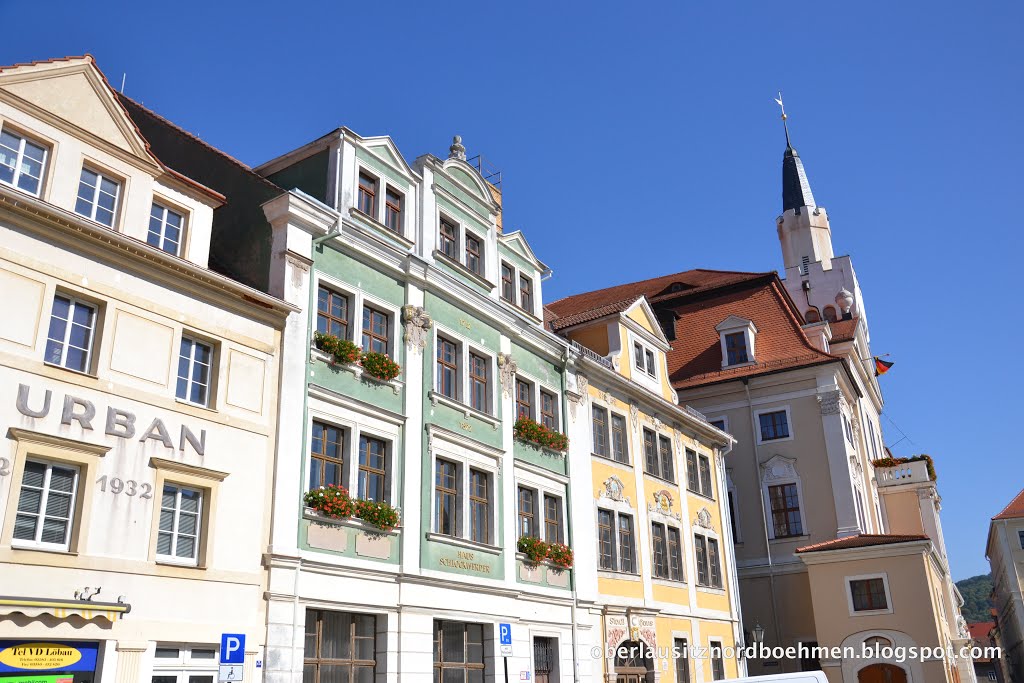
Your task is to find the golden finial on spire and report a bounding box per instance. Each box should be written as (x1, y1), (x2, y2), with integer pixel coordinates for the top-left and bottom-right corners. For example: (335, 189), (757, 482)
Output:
(774, 91), (793, 149)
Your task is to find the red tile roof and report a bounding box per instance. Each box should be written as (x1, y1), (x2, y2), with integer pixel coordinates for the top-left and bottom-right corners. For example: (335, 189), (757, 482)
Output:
(796, 533), (930, 554)
(548, 269), (847, 390)
(993, 488), (1024, 520)
(829, 317), (859, 343)
(968, 622), (995, 641)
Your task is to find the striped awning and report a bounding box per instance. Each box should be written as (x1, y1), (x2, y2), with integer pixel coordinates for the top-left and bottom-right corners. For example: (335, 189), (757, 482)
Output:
(0, 596), (131, 622)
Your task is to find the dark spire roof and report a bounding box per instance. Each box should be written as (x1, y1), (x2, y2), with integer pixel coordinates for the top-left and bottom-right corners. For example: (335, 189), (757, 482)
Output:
(782, 139), (815, 212)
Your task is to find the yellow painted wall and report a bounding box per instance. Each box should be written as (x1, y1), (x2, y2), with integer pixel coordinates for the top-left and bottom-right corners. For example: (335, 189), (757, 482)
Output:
(569, 323), (611, 357)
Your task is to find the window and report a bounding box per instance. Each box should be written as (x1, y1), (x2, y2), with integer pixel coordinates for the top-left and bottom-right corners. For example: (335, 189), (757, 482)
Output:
(544, 494), (563, 544)
(598, 509), (616, 570)
(758, 410), (790, 441)
(176, 336), (213, 407)
(592, 406), (609, 456)
(709, 418), (726, 431)
(515, 378), (533, 419)
(645, 349), (655, 377)
(651, 522), (669, 579)
(465, 233), (483, 275)
(500, 262), (515, 303)
(434, 459), (458, 536)
(433, 621), (485, 683)
(0, 127), (47, 195)
(633, 342), (644, 370)
(317, 286), (350, 338)
(468, 353), (489, 412)
(384, 188), (402, 232)
(440, 218), (458, 259)
(540, 390), (557, 430)
(44, 294), (96, 373)
(518, 486), (537, 538)
(310, 421), (344, 489)
(694, 534), (723, 588)
(727, 490), (739, 540)
(659, 435), (674, 482)
(667, 527), (683, 581)
(842, 413), (854, 444)
(358, 172), (377, 216)
(304, 610), (376, 683)
(534, 637), (556, 683)
(823, 305), (838, 323)
(519, 275), (533, 312)
(768, 483), (803, 538)
(157, 484), (202, 565)
(13, 460), (78, 550)
(850, 577), (888, 611)
(618, 513), (635, 573)
(1019, 529), (1024, 550)
(987, 672), (997, 681)
(357, 435), (387, 502)
(805, 308), (821, 323)
(710, 641), (725, 680)
(437, 337), (459, 399)
(151, 644), (218, 683)
(673, 638), (689, 683)
(75, 167), (120, 226)
(469, 469), (490, 544)
(686, 450), (714, 498)
(361, 306), (389, 355)
(148, 202), (185, 255)
(725, 332), (749, 365)
(643, 429), (657, 477)
(611, 414), (628, 463)
(633, 341), (658, 377)
(799, 641), (821, 671)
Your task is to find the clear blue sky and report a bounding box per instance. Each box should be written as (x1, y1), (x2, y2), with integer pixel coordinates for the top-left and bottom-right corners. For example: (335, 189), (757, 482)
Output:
(7, 0), (1021, 580)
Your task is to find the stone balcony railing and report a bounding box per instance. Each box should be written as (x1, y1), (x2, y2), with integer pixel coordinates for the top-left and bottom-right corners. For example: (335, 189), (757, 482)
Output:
(875, 459), (931, 487)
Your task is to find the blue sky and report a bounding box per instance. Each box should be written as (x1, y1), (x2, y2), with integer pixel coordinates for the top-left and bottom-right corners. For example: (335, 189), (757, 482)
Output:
(7, 0), (1021, 579)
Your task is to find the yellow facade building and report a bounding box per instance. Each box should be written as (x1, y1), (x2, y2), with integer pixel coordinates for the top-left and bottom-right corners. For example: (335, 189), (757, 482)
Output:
(550, 295), (744, 682)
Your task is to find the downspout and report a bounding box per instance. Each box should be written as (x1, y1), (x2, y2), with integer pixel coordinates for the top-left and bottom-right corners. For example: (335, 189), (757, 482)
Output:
(744, 378), (781, 654)
(561, 351), (580, 683)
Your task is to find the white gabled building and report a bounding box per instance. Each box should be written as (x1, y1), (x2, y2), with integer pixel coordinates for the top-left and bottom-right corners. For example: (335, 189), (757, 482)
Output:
(0, 56), (293, 683)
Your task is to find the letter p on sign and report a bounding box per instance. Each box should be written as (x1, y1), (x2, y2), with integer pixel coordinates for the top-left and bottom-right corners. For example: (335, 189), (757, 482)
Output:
(220, 634), (246, 665)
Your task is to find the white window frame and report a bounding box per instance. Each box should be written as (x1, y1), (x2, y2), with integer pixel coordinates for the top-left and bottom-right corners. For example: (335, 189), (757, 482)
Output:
(845, 572), (894, 616)
(694, 526), (724, 589)
(0, 125), (48, 196)
(515, 469), (567, 545)
(726, 469), (742, 543)
(595, 498), (638, 576)
(716, 316), (757, 368)
(589, 402), (630, 465)
(497, 257), (538, 316)
(44, 293), (98, 373)
(708, 638), (726, 680)
(1018, 529), (1024, 550)
(176, 334), (214, 408)
(148, 200), (187, 256)
(464, 229), (485, 278)
(355, 163), (412, 241)
(305, 407), (400, 505)
(430, 325), (498, 420)
(314, 274), (401, 360)
(500, 260), (517, 305)
(75, 165), (121, 227)
(754, 405), (794, 444)
(11, 458), (80, 552)
(428, 435), (501, 548)
(513, 371), (561, 432)
(649, 517), (686, 583)
(707, 415), (729, 433)
(151, 642), (220, 683)
(157, 483), (203, 566)
(760, 455), (808, 540)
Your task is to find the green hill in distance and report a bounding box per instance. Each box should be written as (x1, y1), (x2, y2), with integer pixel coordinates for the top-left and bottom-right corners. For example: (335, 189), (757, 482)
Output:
(956, 573), (994, 623)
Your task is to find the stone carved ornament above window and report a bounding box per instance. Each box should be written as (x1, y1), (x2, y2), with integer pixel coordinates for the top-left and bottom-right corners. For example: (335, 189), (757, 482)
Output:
(694, 507), (714, 530)
(402, 305), (432, 350)
(599, 476), (631, 506)
(761, 455), (798, 482)
(649, 490), (681, 521)
(817, 389), (847, 415)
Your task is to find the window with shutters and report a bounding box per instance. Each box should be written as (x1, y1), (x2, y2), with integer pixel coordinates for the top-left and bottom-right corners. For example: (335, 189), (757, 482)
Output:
(12, 459), (79, 551)
(157, 484), (203, 565)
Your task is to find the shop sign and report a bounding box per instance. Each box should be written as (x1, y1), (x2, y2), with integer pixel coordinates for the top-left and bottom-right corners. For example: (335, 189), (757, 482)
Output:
(0, 642), (97, 674)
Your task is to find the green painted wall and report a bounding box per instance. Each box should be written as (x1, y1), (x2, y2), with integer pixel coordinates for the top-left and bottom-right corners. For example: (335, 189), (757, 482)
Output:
(421, 537), (504, 579)
(512, 440), (568, 476)
(356, 147), (408, 189)
(435, 172), (492, 219)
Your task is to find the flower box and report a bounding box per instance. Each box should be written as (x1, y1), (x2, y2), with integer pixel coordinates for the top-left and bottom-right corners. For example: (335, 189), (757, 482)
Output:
(303, 485), (401, 532)
(513, 417), (569, 453)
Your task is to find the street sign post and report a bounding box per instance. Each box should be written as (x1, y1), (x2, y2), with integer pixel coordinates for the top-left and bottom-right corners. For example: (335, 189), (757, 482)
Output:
(499, 623), (512, 683)
(219, 634), (246, 683)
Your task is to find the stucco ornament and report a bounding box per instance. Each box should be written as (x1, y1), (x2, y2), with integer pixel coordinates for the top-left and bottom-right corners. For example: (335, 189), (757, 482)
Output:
(762, 455), (798, 482)
(652, 416), (662, 431)
(599, 476), (630, 505)
(575, 374), (589, 396)
(629, 401), (639, 429)
(401, 305), (432, 350)
(849, 455), (864, 478)
(567, 374), (589, 421)
(817, 390), (846, 415)
(695, 507), (713, 530)
(449, 135), (466, 160)
(497, 353), (518, 398)
(835, 288), (854, 315)
(649, 490), (681, 521)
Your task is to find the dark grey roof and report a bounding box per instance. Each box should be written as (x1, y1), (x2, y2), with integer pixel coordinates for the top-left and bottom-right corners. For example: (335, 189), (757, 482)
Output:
(782, 144), (816, 212)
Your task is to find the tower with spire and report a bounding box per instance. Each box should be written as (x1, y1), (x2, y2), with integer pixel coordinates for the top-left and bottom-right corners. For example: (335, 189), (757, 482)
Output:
(774, 98), (870, 338)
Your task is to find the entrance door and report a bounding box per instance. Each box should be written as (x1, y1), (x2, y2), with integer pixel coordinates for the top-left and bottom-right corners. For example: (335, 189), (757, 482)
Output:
(858, 664), (908, 683)
(534, 637), (555, 683)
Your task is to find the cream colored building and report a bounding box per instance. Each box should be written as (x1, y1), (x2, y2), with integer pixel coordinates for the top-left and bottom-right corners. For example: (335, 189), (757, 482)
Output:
(0, 56), (292, 683)
(987, 488), (1024, 682)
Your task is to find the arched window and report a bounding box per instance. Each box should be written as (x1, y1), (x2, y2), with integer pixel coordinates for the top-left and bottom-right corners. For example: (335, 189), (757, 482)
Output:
(863, 636), (892, 650)
(614, 640), (652, 682)
(823, 306), (838, 323)
(805, 308), (821, 323)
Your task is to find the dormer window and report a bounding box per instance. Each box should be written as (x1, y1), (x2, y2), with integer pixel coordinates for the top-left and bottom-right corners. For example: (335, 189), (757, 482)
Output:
(519, 275), (533, 313)
(716, 316), (757, 368)
(358, 172), (377, 216)
(439, 218), (458, 260)
(632, 341), (657, 378)
(384, 188), (403, 232)
(500, 262), (515, 302)
(465, 233), (483, 275)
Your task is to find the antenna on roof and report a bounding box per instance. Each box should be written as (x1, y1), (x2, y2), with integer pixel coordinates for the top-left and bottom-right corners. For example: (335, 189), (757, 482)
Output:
(120, 73), (126, 94)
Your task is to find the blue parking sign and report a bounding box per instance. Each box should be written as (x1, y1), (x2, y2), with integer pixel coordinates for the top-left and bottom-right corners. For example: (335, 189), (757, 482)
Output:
(499, 623), (512, 646)
(220, 634), (246, 664)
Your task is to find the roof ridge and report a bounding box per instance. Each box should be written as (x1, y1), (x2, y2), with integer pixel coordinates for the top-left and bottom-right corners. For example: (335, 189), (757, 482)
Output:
(116, 92), (281, 192)
(992, 487), (1024, 520)
(549, 268), (772, 307)
(0, 55), (93, 73)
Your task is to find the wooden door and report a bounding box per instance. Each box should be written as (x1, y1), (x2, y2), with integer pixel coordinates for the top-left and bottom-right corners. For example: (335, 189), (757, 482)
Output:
(858, 664), (908, 683)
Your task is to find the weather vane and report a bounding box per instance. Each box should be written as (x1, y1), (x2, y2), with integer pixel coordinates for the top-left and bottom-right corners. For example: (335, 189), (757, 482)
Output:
(774, 91), (793, 148)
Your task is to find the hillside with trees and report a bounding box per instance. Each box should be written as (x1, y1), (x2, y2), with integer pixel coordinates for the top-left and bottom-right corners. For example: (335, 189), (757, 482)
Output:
(956, 574), (994, 623)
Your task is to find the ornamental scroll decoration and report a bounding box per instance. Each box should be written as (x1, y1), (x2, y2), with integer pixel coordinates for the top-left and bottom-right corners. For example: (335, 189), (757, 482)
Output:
(567, 374), (589, 421)
(694, 507), (714, 530)
(817, 390), (846, 415)
(497, 353), (518, 398)
(599, 476), (630, 506)
(629, 401), (639, 430)
(649, 490), (681, 521)
(401, 305), (432, 351)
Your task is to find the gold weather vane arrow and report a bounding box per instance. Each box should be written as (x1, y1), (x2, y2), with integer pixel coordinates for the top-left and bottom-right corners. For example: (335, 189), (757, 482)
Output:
(775, 91), (793, 148)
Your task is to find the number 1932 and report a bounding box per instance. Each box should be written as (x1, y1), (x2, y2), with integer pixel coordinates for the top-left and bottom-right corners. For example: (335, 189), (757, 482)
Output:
(96, 474), (153, 499)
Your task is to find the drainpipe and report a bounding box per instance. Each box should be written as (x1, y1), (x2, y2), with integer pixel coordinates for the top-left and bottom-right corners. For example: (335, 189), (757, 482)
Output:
(562, 351), (580, 683)
(743, 378), (781, 656)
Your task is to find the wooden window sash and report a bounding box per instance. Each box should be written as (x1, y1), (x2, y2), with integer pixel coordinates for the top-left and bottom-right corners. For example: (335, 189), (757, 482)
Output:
(469, 469), (489, 544)
(436, 337), (458, 399)
(316, 286), (350, 339)
(361, 306), (390, 355)
(310, 422), (344, 488)
(357, 435), (387, 502)
(358, 173), (377, 216)
(518, 486), (536, 538)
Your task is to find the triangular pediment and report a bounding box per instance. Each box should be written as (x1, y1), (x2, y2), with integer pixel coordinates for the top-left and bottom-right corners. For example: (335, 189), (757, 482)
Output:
(363, 136), (415, 178)
(0, 57), (155, 164)
(622, 298), (667, 343)
(715, 314), (756, 332)
(499, 230), (547, 272)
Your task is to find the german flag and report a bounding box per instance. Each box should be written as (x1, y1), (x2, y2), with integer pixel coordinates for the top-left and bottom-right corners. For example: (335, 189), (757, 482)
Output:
(874, 357), (894, 377)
